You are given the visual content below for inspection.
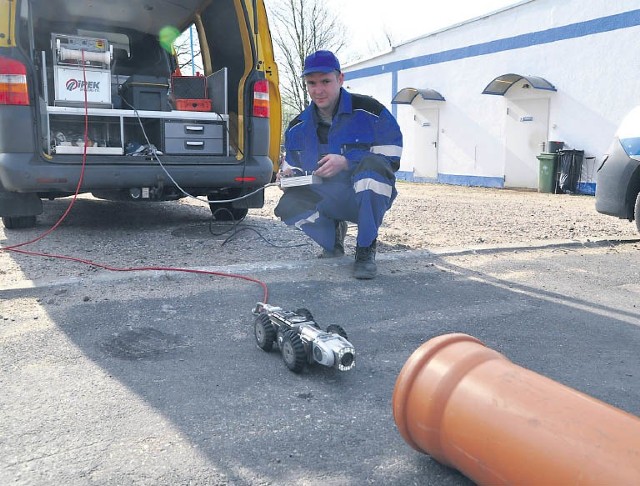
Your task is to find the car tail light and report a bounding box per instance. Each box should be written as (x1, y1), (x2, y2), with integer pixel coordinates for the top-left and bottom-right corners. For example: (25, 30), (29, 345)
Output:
(0, 56), (29, 106)
(252, 79), (269, 118)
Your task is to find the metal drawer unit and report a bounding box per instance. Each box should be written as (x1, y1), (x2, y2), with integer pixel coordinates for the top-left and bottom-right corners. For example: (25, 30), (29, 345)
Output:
(163, 120), (226, 155)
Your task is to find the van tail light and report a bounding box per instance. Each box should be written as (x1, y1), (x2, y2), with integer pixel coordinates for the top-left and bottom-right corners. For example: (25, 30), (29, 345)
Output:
(252, 79), (269, 118)
(0, 57), (29, 106)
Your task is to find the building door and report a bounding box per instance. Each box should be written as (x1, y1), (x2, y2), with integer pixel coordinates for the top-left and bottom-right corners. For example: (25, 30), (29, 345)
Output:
(412, 107), (439, 179)
(504, 97), (549, 189)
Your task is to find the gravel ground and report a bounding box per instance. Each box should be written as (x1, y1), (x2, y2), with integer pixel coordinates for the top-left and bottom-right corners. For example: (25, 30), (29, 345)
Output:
(372, 182), (640, 249)
(1, 182), (638, 286)
(259, 181), (640, 251)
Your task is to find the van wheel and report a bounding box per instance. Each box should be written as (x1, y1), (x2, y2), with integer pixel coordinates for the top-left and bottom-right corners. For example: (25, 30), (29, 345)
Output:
(2, 215), (36, 229)
(209, 204), (248, 222)
(207, 194), (249, 222)
(634, 193), (640, 233)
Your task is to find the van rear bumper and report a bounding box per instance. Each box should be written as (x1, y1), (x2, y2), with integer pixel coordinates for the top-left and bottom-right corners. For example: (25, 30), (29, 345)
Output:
(0, 153), (274, 193)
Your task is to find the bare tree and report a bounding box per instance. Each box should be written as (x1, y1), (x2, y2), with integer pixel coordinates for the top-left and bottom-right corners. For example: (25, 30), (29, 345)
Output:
(174, 25), (203, 75)
(266, 0), (346, 126)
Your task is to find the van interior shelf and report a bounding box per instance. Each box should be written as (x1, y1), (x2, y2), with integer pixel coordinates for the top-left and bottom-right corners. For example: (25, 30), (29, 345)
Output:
(44, 105), (229, 156)
(40, 37), (230, 157)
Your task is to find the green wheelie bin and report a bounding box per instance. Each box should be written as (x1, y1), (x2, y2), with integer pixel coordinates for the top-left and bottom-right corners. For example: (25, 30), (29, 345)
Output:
(536, 153), (557, 193)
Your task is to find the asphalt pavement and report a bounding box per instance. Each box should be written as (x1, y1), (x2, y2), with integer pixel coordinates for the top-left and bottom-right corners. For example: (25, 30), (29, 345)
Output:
(2, 237), (640, 485)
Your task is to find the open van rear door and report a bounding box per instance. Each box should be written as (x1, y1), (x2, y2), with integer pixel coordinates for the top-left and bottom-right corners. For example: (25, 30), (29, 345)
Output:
(198, 0), (281, 170)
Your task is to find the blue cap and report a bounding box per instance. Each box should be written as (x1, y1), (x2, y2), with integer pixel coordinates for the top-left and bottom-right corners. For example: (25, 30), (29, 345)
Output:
(302, 50), (341, 76)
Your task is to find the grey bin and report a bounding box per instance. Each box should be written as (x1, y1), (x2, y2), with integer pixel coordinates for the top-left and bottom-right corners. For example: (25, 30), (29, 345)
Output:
(547, 141), (564, 153)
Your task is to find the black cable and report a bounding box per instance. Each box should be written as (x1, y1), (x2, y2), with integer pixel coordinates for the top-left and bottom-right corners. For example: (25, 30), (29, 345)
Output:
(206, 208), (310, 249)
(208, 207), (247, 236)
(221, 226), (310, 249)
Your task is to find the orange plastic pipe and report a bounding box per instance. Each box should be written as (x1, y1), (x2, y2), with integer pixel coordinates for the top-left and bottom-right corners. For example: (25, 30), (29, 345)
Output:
(392, 333), (640, 485)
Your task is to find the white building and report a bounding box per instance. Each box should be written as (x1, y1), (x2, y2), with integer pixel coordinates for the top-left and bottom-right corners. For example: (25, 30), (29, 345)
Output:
(343, 0), (640, 193)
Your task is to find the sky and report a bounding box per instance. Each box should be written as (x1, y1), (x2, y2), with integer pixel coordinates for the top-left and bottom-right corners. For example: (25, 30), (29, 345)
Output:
(326, 0), (524, 61)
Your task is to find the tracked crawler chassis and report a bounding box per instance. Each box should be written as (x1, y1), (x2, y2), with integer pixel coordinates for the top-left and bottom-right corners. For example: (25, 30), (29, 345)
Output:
(252, 303), (355, 373)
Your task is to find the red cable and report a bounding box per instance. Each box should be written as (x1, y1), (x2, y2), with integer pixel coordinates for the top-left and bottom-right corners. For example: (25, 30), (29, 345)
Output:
(1, 49), (269, 303)
(3, 53), (90, 251)
(6, 246), (269, 302)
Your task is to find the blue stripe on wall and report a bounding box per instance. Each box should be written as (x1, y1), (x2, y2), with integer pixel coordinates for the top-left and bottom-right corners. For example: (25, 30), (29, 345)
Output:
(345, 9), (640, 81)
(391, 72), (398, 117)
(437, 173), (505, 188)
(396, 171), (505, 188)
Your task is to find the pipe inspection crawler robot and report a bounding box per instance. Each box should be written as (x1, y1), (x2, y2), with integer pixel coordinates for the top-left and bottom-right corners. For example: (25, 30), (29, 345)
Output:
(252, 303), (356, 373)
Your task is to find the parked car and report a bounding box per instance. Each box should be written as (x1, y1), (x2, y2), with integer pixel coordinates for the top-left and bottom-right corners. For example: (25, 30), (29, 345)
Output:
(595, 106), (640, 232)
(0, 0), (281, 229)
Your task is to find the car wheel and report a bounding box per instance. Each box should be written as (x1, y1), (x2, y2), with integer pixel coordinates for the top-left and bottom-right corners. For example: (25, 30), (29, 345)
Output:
(634, 193), (640, 233)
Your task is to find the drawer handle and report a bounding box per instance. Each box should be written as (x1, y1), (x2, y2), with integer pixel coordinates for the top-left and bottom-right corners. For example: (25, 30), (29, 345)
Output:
(185, 141), (205, 148)
(185, 125), (204, 132)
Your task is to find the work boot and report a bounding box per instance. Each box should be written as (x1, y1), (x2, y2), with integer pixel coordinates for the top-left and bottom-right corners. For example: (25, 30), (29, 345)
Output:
(353, 239), (377, 279)
(319, 221), (348, 258)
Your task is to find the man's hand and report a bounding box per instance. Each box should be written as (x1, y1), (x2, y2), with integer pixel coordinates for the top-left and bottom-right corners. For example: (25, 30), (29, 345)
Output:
(314, 154), (348, 178)
(276, 167), (294, 191)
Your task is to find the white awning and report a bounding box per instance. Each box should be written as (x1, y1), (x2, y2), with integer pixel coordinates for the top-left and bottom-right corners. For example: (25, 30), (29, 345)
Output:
(482, 73), (556, 95)
(392, 87), (445, 104)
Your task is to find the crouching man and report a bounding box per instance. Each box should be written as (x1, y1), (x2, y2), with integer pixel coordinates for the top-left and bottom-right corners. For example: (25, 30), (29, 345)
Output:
(275, 50), (403, 279)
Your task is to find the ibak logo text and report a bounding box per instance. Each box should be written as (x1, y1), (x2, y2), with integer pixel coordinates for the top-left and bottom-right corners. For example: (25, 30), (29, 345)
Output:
(65, 79), (101, 92)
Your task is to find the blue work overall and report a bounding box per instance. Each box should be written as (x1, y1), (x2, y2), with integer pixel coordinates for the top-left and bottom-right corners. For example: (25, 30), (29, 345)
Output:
(275, 89), (403, 251)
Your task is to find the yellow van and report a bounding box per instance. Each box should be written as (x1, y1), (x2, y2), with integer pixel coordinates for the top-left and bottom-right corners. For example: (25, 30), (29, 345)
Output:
(0, 0), (281, 228)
